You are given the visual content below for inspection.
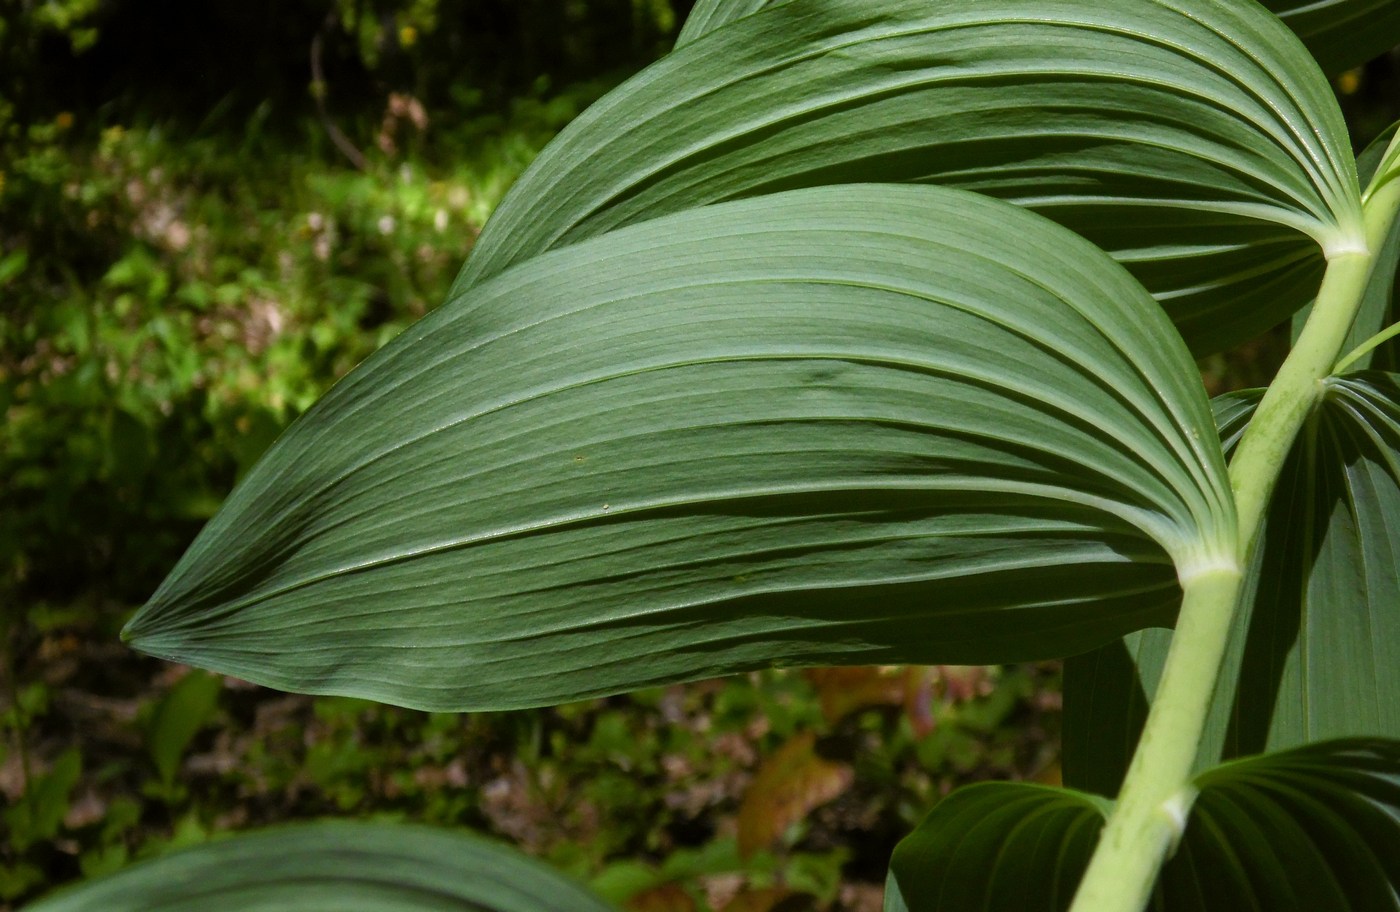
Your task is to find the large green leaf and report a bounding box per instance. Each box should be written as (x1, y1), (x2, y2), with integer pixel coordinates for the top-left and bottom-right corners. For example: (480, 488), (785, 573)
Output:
(457, 0), (1362, 355)
(676, 0), (1400, 74)
(1066, 374), (1400, 795)
(1061, 625), (1174, 799)
(1158, 739), (1400, 910)
(1260, 0), (1400, 75)
(124, 185), (1233, 711)
(886, 739), (1400, 911)
(1218, 376), (1400, 754)
(884, 783), (1107, 912)
(25, 821), (616, 912)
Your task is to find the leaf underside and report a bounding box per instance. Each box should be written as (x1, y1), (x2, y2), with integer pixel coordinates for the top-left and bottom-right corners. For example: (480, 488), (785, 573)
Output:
(25, 821), (615, 912)
(124, 185), (1231, 712)
(1066, 375), (1400, 795)
(462, 0), (1361, 355)
(678, 0), (1400, 77)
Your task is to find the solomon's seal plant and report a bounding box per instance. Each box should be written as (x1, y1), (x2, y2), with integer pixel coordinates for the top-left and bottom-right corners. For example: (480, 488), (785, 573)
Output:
(32, 1), (1400, 910)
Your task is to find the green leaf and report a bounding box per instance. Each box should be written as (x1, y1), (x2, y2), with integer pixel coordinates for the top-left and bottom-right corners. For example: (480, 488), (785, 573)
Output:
(1158, 739), (1400, 910)
(4, 748), (82, 853)
(1260, 0), (1400, 75)
(674, 0), (769, 47)
(146, 670), (221, 787)
(1066, 375), (1400, 793)
(0, 249), (27, 287)
(1220, 376), (1400, 755)
(886, 739), (1400, 911)
(455, 0), (1362, 355)
(1061, 625), (1172, 799)
(124, 184), (1234, 711)
(676, 0), (1400, 76)
(25, 821), (616, 912)
(885, 783), (1109, 912)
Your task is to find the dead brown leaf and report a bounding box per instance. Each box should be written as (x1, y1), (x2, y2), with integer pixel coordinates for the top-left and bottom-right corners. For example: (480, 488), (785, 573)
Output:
(737, 732), (853, 858)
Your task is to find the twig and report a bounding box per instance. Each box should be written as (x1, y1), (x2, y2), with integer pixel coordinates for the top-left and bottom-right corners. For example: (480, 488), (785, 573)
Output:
(310, 22), (368, 172)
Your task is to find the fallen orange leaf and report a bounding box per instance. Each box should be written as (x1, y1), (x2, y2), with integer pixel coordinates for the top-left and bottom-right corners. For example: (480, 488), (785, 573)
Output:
(737, 732), (853, 858)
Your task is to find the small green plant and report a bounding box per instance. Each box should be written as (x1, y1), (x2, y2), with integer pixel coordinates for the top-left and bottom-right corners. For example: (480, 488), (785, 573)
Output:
(31, 1), (1400, 910)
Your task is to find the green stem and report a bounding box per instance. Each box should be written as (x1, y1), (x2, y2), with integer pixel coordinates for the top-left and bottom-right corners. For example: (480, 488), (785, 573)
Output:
(1069, 251), (1369, 912)
(1069, 132), (1400, 912)
(1066, 566), (1242, 912)
(1228, 252), (1371, 559)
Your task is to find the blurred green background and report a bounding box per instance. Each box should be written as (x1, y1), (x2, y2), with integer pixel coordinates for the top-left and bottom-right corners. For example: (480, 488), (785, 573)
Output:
(2, 3), (1397, 910)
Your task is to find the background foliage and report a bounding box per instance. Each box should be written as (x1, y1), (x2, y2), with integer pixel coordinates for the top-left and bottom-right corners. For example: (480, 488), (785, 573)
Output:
(2, 2), (1397, 910)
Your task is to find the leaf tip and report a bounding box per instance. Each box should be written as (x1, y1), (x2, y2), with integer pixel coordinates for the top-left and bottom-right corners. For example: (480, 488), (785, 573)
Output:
(120, 604), (166, 656)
